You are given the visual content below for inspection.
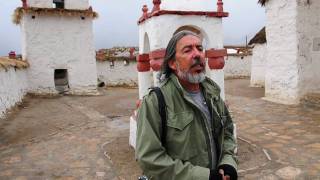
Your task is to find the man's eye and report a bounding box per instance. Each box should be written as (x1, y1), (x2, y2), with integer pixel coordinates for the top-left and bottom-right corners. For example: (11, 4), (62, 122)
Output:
(184, 49), (191, 53)
(198, 47), (203, 51)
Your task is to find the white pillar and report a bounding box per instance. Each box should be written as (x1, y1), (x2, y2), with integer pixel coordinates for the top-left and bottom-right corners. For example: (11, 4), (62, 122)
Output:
(138, 71), (153, 99)
(209, 69), (225, 100)
(153, 71), (160, 87)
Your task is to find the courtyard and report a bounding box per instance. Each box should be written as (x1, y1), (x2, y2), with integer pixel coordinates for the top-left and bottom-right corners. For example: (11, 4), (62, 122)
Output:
(0, 79), (319, 180)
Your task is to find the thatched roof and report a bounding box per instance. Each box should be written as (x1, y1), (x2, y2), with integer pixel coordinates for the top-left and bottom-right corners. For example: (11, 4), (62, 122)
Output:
(249, 27), (266, 45)
(0, 57), (29, 70)
(258, 0), (268, 6)
(13, 7), (98, 25)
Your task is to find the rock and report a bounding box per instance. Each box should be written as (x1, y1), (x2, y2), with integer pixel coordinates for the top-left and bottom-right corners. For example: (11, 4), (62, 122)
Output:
(275, 166), (301, 179)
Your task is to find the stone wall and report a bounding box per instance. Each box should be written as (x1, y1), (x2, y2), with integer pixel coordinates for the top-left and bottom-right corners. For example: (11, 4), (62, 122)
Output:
(224, 55), (251, 79)
(250, 43), (267, 87)
(96, 60), (138, 87)
(0, 67), (29, 118)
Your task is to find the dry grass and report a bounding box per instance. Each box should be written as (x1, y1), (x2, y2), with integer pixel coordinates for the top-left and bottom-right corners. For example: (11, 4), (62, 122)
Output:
(13, 7), (98, 25)
(0, 57), (29, 70)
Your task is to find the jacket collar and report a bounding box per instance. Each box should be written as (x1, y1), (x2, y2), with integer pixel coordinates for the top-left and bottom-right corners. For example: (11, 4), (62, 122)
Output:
(167, 74), (221, 100)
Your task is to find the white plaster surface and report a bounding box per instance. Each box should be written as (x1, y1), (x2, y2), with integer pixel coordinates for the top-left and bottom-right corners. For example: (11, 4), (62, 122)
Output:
(138, 71), (153, 99)
(264, 0), (320, 104)
(21, 15), (98, 95)
(27, 0), (52, 8)
(129, 115), (137, 149)
(161, 0), (216, 11)
(153, 71), (160, 87)
(224, 55), (251, 79)
(0, 68), (29, 118)
(65, 0), (89, 10)
(264, 0), (300, 104)
(96, 61), (138, 87)
(250, 44), (267, 87)
(296, 0), (320, 97)
(209, 69), (225, 100)
(139, 15), (223, 51)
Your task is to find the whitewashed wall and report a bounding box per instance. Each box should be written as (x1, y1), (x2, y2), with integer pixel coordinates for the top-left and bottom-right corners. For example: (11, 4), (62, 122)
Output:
(297, 0), (320, 97)
(65, 0), (89, 10)
(224, 55), (251, 79)
(27, 0), (52, 8)
(250, 43), (267, 87)
(161, 0), (216, 11)
(264, 0), (300, 104)
(139, 15), (223, 52)
(27, 0), (89, 9)
(0, 68), (29, 118)
(21, 15), (98, 95)
(96, 61), (138, 87)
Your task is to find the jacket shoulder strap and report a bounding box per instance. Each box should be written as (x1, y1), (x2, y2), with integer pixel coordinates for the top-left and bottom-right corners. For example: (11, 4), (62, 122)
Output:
(150, 87), (167, 148)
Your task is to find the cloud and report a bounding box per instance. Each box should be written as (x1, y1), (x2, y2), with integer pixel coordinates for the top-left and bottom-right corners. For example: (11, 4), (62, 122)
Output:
(0, 0), (265, 56)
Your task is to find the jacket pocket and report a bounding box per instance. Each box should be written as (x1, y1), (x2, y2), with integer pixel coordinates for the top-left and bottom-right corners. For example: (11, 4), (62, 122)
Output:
(167, 111), (194, 130)
(166, 111), (197, 160)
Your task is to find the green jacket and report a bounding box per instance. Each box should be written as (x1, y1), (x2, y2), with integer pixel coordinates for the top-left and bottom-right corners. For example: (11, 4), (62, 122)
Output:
(136, 74), (237, 180)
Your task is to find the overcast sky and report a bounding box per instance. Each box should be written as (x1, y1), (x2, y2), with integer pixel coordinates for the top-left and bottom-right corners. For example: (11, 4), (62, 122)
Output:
(0, 0), (265, 56)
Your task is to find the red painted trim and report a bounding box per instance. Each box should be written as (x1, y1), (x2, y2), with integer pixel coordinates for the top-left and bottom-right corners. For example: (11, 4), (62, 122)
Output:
(150, 59), (164, 71)
(208, 57), (225, 70)
(149, 49), (166, 71)
(138, 10), (229, 24)
(152, 0), (161, 12)
(149, 49), (166, 59)
(137, 62), (151, 72)
(22, 0), (27, 8)
(217, 0), (224, 12)
(205, 49), (227, 58)
(136, 54), (150, 62)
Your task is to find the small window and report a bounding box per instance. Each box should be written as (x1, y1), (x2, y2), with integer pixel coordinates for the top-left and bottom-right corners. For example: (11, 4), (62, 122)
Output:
(53, 0), (64, 9)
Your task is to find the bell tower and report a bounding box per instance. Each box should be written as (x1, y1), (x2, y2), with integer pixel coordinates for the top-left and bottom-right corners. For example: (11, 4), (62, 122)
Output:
(14, 0), (98, 95)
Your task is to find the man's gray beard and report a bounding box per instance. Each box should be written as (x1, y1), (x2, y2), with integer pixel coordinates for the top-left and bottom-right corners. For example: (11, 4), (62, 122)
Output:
(177, 69), (206, 84)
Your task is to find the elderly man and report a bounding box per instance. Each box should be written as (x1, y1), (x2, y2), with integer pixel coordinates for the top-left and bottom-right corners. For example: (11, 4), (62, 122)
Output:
(136, 31), (237, 180)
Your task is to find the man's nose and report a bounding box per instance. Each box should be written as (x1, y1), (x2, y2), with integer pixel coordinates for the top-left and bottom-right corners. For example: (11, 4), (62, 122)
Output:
(193, 48), (202, 57)
(192, 48), (203, 58)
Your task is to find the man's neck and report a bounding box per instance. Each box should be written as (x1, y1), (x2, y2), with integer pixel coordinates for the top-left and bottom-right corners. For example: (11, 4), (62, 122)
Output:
(177, 76), (200, 93)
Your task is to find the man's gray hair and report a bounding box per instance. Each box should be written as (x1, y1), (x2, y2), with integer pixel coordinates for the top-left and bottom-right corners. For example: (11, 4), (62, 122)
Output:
(158, 30), (202, 82)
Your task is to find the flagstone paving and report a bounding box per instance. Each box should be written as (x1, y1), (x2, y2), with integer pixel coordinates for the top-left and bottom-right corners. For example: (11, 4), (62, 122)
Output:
(0, 79), (319, 180)
(226, 79), (320, 180)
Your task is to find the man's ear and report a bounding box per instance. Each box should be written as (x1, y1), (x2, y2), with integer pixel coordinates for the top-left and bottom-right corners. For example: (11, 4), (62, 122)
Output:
(168, 59), (177, 71)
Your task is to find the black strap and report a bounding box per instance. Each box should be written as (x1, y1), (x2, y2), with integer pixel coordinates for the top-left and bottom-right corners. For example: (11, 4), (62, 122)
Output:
(151, 87), (167, 148)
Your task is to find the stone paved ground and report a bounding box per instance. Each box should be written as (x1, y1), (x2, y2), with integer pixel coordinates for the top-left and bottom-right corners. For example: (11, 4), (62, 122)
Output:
(226, 79), (320, 180)
(0, 79), (319, 180)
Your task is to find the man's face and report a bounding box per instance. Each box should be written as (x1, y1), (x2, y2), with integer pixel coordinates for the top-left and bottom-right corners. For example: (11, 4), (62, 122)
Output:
(169, 35), (206, 84)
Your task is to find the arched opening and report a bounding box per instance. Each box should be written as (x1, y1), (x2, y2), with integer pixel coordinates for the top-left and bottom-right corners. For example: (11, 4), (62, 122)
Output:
(143, 32), (150, 54)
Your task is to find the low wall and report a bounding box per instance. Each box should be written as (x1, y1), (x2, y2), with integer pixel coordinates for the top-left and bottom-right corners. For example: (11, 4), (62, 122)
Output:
(224, 55), (252, 79)
(96, 60), (138, 87)
(0, 67), (29, 118)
